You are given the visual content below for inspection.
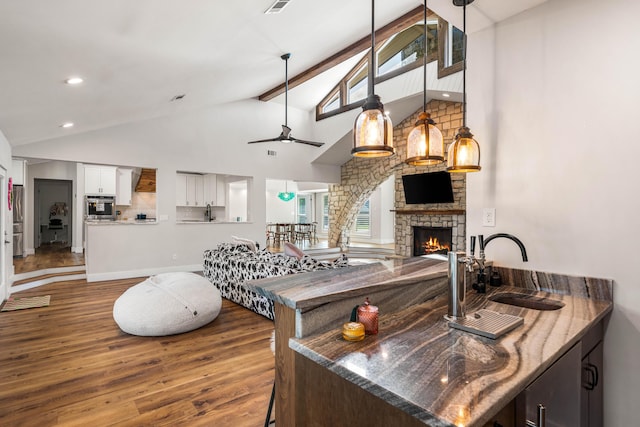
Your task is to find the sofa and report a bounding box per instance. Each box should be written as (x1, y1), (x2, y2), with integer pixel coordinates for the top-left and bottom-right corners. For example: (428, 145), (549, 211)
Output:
(203, 243), (349, 320)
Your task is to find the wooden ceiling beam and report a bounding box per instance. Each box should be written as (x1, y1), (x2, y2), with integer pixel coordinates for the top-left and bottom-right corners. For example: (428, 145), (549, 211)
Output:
(258, 5), (424, 102)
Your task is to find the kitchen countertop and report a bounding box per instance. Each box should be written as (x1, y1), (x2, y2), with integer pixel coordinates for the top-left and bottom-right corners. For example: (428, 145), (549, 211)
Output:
(248, 257), (613, 426)
(85, 219), (158, 225)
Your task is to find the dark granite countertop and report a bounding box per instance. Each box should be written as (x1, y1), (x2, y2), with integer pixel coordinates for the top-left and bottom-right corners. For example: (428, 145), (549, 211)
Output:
(248, 256), (613, 426)
(290, 284), (612, 426)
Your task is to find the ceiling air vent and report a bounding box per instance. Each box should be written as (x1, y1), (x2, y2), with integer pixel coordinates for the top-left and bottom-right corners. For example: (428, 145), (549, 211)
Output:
(267, 150), (277, 156)
(265, 0), (291, 14)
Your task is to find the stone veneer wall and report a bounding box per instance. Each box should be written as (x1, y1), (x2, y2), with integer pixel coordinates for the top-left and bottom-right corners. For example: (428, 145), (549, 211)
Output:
(328, 100), (466, 256)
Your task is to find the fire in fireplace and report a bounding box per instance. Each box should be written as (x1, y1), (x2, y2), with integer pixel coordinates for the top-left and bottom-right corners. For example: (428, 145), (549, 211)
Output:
(413, 226), (453, 256)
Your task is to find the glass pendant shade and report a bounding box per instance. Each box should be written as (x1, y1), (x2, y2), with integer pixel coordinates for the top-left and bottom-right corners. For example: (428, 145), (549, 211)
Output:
(277, 191), (295, 202)
(446, 126), (481, 173)
(352, 95), (394, 158)
(406, 112), (444, 165)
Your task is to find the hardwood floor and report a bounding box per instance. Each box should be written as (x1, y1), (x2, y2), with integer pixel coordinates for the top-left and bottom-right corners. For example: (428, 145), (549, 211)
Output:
(0, 278), (275, 426)
(13, 243), (85, 275)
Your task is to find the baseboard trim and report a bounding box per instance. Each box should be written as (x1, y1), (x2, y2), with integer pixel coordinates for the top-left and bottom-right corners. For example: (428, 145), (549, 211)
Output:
(86, 264), (203, 283)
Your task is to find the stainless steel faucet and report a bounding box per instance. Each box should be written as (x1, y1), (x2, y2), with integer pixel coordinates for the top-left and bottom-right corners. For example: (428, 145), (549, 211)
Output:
(446, 251), (477, 320)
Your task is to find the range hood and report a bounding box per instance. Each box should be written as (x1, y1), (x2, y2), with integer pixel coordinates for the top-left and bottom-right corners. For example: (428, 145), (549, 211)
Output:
(135, 168), (156, 192)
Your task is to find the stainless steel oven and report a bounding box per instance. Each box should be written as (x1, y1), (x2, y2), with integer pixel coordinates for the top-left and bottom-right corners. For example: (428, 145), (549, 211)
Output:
(85, 196), (116, 220)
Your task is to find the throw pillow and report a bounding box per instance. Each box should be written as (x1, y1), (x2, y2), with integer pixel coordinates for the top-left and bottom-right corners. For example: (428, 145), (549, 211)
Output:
(283, 242), (305, 260)
(232, 235), (257, 252)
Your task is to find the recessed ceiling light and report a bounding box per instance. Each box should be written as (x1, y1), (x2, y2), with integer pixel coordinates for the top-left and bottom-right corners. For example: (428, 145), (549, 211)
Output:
(442, 93), (450, 98)
(60, 122), (74, 128)
(65, 77), (83, 85)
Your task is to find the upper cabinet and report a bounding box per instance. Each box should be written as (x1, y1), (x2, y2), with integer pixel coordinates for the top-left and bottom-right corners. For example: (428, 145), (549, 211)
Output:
(85, 165), (117, 195)
(176, 172), (205, 207)
(203, 174), (226, 206)
(116, 168), (133, 205)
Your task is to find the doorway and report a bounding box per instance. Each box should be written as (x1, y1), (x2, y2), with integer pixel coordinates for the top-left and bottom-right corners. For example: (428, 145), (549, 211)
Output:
(34, 179), (73, 249)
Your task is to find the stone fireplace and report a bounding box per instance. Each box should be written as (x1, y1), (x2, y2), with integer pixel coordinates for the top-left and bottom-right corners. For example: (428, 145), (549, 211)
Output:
(413, 226), (452, 256)
(395, 212), (465, 257)
(327, 100), (467, 254)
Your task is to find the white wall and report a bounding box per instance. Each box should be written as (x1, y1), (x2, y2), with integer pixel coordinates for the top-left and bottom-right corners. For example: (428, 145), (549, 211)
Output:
(467, 0), (640, 424)
(13, 99), (339, 279)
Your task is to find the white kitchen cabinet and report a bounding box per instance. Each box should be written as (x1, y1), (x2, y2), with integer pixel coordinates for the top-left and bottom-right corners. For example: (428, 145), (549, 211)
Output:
(116, 168), (133, 205)
(203, 174), (217, 206)
(85, 165), (117, 195)
(216, 177), (226, 206)
(186, 174), (204, 206)
(176, 173), (205, 207)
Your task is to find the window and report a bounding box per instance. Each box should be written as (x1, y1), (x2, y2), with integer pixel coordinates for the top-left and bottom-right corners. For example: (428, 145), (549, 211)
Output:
(297, 195), (310, 223)
(353, 199), (371, 236)
(445, 25), (464, 68)
(347, 64), (368, 105)
(322, 193), (329, 232)
(377, 21), (437, 77)
(322, 91), (340, 114)
(316, 8), (456, 121)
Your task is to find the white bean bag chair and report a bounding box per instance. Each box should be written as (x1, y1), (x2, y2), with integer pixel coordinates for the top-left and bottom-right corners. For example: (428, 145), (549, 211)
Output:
(113, 272), (222, 336)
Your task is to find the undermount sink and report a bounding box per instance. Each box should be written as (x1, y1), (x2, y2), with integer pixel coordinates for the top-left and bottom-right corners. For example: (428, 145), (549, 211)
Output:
(489, 292), (565, 311)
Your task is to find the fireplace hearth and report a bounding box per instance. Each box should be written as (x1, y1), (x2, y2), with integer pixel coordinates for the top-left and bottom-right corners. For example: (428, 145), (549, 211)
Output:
(413, 226), (452, 256)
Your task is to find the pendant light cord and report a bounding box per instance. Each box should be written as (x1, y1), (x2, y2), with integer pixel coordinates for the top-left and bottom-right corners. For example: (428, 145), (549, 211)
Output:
(462, 1), (467, 127)
(368, 0), (375, 97)
(284, 55), (289, 126)
(423, 0), (427, 112)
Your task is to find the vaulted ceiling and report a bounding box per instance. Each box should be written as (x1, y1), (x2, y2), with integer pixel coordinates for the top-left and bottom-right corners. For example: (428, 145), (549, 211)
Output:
(0, 0), (548, 147)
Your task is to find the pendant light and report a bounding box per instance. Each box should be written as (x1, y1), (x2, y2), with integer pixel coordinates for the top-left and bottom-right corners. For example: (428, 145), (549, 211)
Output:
(405, 0), (444, 166)
(352, 0), (394, 158)
(277, 181), (295, 202)
(447, 0), (481, 173)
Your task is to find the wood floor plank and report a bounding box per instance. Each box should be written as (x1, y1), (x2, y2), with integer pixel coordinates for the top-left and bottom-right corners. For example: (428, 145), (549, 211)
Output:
(0, 278), (275, 426)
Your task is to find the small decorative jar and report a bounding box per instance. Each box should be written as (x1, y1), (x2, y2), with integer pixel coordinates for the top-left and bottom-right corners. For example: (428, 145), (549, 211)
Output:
(357, 298), (379, 335)
(342, 322), (365, 342)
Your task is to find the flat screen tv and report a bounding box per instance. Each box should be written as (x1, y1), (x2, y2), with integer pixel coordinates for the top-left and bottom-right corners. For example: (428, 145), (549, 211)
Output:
(402, 171), (454, 204)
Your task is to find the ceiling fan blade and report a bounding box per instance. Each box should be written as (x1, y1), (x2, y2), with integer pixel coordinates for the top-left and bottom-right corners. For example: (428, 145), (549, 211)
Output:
(291, 138), (324, 147)
(247, 136), (281, 144)
(248, 56), (323, 148)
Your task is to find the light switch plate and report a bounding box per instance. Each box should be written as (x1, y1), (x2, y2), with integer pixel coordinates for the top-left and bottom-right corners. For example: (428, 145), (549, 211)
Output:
(482, 208), (496, 227)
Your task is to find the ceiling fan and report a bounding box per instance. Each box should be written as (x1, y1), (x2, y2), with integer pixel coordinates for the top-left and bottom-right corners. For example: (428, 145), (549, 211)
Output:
(248, 53), (324, 147)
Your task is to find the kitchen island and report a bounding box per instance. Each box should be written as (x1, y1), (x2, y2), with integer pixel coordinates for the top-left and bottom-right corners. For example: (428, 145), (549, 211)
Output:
(247, 256), (612, 426)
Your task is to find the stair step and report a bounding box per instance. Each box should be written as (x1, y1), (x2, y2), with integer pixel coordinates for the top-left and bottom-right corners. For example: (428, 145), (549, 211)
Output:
(11, 266), (87, 294)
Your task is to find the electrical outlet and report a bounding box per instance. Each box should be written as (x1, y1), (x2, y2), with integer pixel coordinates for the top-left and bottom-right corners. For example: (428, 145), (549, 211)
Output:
(482, 208), (496, 227)
(172, 253), (178, 260)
